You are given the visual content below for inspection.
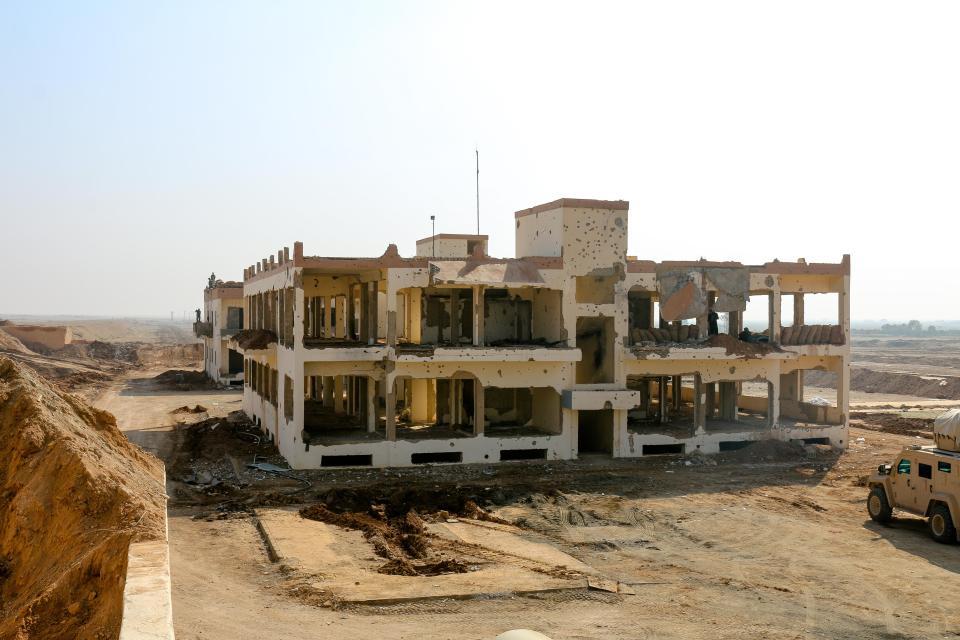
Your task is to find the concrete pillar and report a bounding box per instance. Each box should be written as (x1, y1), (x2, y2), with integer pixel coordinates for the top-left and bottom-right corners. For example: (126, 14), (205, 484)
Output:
(474, 379), (485, 436)
(658, 377), (669, 423)
(793, 293), (805, 327)
(672, 375), (682, 411)
(472, 285), (484, 346)
(694, 375), (706, 436)
(368, 281), (379, 345)
(449, 289), (460, 345)
(385, 378), (396, 441)
(334, 376), (345, 414)
(321, 376), (334, 408)
(718, 381), (738, 422)
(769, 290), (782, 343)
(839, 274), (851, 345)
(449, 378), (459, 425)
(837, 359), (850, 423)
(411, 378), (430, 422)
(767, 376), (780, 428)
(729, 310), (742, 337)
(366, 377), (377, 432)
(346, 287), (356, 340)
(706, 383), (716, 419)
(386, 281), (398, 347)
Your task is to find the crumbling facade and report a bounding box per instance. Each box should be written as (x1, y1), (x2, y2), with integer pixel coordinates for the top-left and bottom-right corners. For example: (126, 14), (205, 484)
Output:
(194, 281), (245, 386)
(230, 198), (850, 468)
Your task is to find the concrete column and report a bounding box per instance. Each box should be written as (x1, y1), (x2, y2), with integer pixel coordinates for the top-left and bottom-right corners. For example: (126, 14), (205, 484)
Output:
(334, 376), (345, 414)
(385, 378), (396, 441)
(706, 383), (716, 419)
(386, 280), (398, 347)
(346, 287), (356, 340)
(322, 376), (334, 408)
(839, 275), (851, 344)
(474, 379), (485, 436)
(729, 310), (742, 337)
(366, 377), (377, 432)
(793, 293), (805, 327)
(449, 289), (460, 345)
(767, 376), (781, 429)
(658, 377), (669, 423)
(769, 291), (782, 343)
(718, 381), (738, 422)
(449, 378), (459, 426)
(693, 375), (706, 436)
(368, 281), (379, 345)
(672, 375), (682, 411)
(837, 359), (850, 423)
(472, 285), (484, 346)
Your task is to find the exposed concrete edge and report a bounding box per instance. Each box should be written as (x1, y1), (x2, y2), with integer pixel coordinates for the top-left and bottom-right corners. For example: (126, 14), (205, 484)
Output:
(119, 471), (174, 640)
(335, 583), (591, 606)
(253, 511), (281, 563)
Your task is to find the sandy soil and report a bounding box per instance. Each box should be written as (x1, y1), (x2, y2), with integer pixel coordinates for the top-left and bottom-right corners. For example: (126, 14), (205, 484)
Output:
(92, 370), (960, 640)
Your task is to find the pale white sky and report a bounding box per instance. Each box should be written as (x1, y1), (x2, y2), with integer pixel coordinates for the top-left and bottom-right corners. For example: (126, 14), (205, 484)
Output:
(1, 1), (957, 322)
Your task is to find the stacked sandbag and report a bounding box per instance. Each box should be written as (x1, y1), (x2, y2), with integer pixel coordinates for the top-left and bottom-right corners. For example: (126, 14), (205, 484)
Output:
(780, 324), (844, 346)
(631, 325), (700, 345)
(934, 409), (960, 452)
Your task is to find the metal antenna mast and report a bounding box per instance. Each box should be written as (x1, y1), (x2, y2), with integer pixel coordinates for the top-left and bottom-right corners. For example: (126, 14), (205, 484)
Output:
(475, 147), (480, 234)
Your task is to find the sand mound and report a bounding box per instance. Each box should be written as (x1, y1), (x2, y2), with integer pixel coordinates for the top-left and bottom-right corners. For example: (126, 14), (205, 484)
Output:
(0, 357), (166, 639)
(0, 328), (32, 355)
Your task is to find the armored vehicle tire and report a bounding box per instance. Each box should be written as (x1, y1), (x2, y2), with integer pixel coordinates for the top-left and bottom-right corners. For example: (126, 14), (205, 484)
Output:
(868, 487), (893, 523)
(929, 504), (957, 544)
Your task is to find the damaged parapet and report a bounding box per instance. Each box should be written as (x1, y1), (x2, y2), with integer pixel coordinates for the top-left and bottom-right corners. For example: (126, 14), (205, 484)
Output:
(197, 279), (245, 387)
(225, 197), (850, 469)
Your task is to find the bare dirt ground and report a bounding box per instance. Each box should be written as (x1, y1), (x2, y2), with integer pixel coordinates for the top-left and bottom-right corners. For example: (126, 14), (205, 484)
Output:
(90, 369), (960, 640)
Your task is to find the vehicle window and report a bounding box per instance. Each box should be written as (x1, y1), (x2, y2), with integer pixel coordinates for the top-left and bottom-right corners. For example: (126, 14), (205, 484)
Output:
(919, 463), (932, 479)
(897, 459), (911, 474)
(939, 461), (952, 473)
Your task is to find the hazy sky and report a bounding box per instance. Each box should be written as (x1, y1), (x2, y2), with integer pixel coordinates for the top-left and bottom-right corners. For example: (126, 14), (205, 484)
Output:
(2, 1), (958, 321)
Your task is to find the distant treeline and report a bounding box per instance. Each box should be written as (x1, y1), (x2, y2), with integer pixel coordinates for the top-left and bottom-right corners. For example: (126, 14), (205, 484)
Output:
(854, 320), (960, 336)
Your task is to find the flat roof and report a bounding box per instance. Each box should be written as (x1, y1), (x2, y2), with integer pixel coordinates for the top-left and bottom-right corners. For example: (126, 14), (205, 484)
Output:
(515, 198), (629, 219)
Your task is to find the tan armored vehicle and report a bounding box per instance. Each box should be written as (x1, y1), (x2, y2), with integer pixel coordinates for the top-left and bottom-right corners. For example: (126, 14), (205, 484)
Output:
(867, 409), (960, 543)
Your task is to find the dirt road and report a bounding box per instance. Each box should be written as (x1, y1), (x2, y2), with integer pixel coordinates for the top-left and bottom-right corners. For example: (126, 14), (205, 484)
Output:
(96, 371), (960, 639)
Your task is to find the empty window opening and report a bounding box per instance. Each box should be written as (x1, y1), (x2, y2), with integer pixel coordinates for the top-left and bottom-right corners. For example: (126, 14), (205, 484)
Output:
(227, 348), (243, 375)
(321, 454), (373, 467)
(779, 292), (843, 346)
(303, 375), (377, 444)
(482, 288), (565, 347)
(719, 440), (753, 452)
(576, 317), (614, 384)
(411, 451), (463, 464)
(500, 449), (548, 461)
(780, 368), (843, 428)
(716, 379), (771, 431)
(578, 409), (614, 455)
(627, 375), (696, 437)
(642, 443), (685, 456)
(387, 377), (479, 440)
(484, 387), (561, 437)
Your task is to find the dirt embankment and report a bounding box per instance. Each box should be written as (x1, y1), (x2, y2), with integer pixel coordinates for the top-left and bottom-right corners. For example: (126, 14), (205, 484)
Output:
(849, 412), (934, 437)
(0, 357), (166, 639)
(806, 367), (960, 400)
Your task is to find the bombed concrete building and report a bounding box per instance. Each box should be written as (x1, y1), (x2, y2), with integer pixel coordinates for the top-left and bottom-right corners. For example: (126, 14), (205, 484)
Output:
(194, 279), (245, 386)
(229, 198), (850, 468)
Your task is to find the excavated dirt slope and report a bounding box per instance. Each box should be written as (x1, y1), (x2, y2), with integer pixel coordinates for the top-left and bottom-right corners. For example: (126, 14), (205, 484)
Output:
(0, 357), (166, 639)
